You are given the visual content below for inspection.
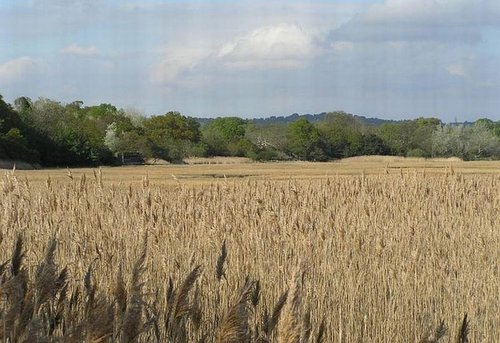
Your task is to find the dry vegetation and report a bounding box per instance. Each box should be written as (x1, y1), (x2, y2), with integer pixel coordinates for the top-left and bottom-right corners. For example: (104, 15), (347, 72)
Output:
(0, 162), (498, 342)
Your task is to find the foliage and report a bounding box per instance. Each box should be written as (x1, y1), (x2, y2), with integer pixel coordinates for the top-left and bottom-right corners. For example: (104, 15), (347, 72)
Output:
(432, 122), (500, 160)
(286, 118), (327, 161)
(0, 96), (39, 163)
(360, 133), (390, 155)
(143, 112), (203, 162)
(1, 93), (499, 165)
(317, 112), (364, 158)
(202, 117), (256, 157)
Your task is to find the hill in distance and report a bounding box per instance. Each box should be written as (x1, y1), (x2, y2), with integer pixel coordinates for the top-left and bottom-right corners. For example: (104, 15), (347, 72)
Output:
(196, 112), (400, 126)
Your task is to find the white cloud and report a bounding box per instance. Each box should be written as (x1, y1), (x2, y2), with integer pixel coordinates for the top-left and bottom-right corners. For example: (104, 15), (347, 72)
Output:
(0, 57), (38, 83)
(61, 44), (98, 56)
(446, 64), (467, 77)
(217, 23), (318, 69)
(150, 23), (320, 84)
(150, 45), (213, 84)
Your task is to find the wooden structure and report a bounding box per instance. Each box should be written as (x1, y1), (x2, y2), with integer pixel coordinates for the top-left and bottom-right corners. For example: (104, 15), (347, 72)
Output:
(118, 152), (144, 165)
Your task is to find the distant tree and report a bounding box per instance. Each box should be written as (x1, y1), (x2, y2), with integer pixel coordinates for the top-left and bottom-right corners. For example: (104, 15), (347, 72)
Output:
(475, 118), (500, 137)
(430, 123), (500, 160)
(377, 121), (417, 156)
(104, 122), (120, 153)
(0, 95), (40, 162)
(143, 112), (203, 162)
(360, 133), (390, 155)
(0, 95), (23, 134)
(201, 117), (255, 157)
(123, 107), (146, 127)
(0, 127), (39, 162)
(245, 122), (290, 161)
(13, 96), (33, 123)
(28, 98), (117, 165)
(465, 121), (500, 159)
(317, 112), (363, 158)
(432, 124), (466, 158)
(144, 112), (200, 142)
(286, 118), (326, 161)
(245, 122), (288, 151)
(410, 117), (441, 157)
(115, 131), (154, 159)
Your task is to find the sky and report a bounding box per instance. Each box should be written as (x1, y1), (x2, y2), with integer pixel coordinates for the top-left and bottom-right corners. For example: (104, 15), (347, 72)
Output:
(1, 0), (500, 121)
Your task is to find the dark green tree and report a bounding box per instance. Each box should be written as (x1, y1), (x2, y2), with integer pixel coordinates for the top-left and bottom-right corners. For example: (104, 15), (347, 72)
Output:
(143, 111), (203, 162)
(0, 95), (39, 163)
(201, 117), (256, 157)
(286, 118), (326, 161)
(360, 133), (390, 155)
(317, 112), (364, 158)
(377, 121), (416, 156)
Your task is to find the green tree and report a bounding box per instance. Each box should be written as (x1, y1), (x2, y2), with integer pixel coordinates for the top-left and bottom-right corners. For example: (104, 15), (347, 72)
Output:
(360, 133), (390, 155)
(28, 98), (118, 165)
(245, 122), (289, 160)
(377, 121), (417, 156)
(245, 122), (288, 151)
(143, 112), (202, 162)
(286, 118), (326, 161)
(13, 96), (33, 124)
(115, 131), (154, 159)
(0, 96), (40, 163)
(410, 117), (441, 157)
(475, 118), (500, 137)
(465, 121), (500, 159)
(432, 124), (466, 158)
(201, 117), (254, 157)
(0, 95), (24, 134)
(317, 112), (363, 158)
(429, 123), (500, 160)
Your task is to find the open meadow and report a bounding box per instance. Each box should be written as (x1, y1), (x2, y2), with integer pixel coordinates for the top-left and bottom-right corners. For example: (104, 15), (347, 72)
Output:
(0, 158), (499, 342)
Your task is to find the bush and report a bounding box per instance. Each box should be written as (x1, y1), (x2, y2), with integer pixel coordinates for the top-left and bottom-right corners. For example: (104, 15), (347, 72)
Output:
(0, 128), (40, 163)
(406, 148), (426, 158)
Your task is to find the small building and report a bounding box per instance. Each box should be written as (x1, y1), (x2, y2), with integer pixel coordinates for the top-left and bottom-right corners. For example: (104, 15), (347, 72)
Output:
(118, 152), (144, 165)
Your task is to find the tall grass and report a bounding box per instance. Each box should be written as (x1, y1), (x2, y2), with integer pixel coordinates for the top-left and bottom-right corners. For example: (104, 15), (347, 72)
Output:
(0, 169), (498, 341)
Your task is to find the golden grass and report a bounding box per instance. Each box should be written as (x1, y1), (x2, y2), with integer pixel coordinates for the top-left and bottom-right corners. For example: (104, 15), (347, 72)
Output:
(183, 156), (254, 165)
(8, 158), (500, 186)
(0, 162), (499, 341)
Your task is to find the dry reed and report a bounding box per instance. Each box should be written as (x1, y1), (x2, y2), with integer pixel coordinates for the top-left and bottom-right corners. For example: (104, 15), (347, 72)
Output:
(0, 167), (498, 342)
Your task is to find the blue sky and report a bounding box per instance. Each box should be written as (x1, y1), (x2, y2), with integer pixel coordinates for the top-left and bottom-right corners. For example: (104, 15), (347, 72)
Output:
(0, 0), (499, 121)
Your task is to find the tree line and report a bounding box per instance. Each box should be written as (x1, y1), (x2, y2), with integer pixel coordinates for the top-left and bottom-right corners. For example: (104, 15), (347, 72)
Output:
(1, 94), (499, 167)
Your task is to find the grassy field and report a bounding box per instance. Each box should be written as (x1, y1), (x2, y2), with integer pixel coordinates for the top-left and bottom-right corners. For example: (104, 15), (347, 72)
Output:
(0, 158), (499, 342)
(11, 156), (500, 185)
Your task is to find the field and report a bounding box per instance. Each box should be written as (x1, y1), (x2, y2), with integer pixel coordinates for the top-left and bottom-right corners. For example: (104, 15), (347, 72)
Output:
(1, 158), (499, 342)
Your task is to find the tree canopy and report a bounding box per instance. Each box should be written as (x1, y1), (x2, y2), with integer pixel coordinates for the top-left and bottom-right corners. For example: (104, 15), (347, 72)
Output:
(1, 94), (499, 166)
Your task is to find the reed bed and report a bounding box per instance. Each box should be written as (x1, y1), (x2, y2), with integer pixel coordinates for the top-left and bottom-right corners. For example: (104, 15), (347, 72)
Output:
(0, 169), (498, 342)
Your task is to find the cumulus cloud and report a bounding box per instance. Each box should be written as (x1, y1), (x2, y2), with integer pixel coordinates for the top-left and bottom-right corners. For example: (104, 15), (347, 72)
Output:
(150, 45), (214, 84)
(0, 57), (38, 83)
(151, 23), (320, 84)
(217, 23), (318, 69)
(61, 44), (98, 56)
